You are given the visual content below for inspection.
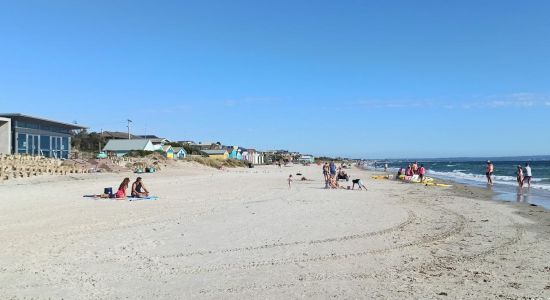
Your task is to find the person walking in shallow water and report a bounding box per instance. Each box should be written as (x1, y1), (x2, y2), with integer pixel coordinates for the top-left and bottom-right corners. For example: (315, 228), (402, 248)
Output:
(524, 163), (532, 188)
(486, 161), (494, 185)
(516, 165), (524, 188)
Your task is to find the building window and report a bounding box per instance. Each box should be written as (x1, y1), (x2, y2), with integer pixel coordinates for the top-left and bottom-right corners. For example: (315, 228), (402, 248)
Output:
(17, 133), (27, 153)
(40, 135), (50, 157)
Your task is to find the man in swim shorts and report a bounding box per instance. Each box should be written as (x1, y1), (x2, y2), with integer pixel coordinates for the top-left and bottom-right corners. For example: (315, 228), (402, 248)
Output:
(329, 160), (337, 178)
(524, 163), (532, 188)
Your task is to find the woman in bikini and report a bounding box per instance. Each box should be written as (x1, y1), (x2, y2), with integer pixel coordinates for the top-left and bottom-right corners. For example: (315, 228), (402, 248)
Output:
(516, 165), (524, 188)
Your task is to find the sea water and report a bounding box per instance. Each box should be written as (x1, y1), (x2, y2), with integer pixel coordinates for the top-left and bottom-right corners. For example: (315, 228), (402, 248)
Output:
(362, 159), (550, 209)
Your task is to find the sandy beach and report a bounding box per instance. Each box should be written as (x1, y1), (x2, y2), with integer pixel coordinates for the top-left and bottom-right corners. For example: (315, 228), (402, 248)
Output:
(1, 163), (549, 299)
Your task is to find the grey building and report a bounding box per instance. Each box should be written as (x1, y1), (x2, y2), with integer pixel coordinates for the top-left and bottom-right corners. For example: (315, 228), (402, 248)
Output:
(0, 113), (87, 159)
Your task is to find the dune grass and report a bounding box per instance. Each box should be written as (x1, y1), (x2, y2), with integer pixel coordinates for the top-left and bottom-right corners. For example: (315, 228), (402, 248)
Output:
(185, 157), (247, 168)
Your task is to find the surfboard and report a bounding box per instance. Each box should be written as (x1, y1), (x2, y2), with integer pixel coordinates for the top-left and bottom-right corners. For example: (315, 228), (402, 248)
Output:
(128, 196), (159, 201)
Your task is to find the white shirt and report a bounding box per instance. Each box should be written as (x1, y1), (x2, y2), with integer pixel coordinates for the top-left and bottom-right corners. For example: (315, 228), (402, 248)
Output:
(525, 166), (532, 177)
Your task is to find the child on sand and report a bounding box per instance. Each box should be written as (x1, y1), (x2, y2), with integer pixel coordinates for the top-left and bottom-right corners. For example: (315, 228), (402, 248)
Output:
(115, 178), (130, 199)
(288, 174), (293, 189)
(352, 179), (367, 191)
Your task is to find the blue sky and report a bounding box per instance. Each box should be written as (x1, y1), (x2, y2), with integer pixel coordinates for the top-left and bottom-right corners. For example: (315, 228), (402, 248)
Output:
(1, 0), (549, 158)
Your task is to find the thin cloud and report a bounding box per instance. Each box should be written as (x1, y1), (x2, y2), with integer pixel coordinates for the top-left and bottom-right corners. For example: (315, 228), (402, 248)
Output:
(357, 99), (433, 109)
(357, 93), (550, 110)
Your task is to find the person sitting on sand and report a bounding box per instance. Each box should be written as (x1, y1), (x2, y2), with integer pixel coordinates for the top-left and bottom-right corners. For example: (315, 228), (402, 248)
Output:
(352, 179), (367, 191)
(115, 177), (130, 199)
(328, 176), (339, 189)
(131, 177), (150, 198)
(397, 167), (403, 177)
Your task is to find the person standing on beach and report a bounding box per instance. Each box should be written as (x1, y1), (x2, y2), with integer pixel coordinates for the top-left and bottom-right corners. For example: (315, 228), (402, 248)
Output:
(322, 163), (330, 182)
(524, 163), (532, 188)
(516, 165), (524, 188)
(288, 174), (293, 189)
(412, 162), (418, 174)
(486, 161), (494, 185)
(418, 164), (426, 182)
(384, 163), (388, 172)
(329, 160), (337, 178)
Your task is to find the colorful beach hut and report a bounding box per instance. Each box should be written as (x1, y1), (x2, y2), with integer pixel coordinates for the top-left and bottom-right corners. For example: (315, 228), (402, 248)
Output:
(173, 147), (187, 159)
(201, 149), (229, 160)
(162, 145), (174, 159)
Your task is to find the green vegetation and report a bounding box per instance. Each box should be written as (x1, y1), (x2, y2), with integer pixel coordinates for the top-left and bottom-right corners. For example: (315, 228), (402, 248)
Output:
(71, 130), (106, 152)
(166, 142), (203, 155)
(125, 150), (157, 157)
(186, 157), (246, 168)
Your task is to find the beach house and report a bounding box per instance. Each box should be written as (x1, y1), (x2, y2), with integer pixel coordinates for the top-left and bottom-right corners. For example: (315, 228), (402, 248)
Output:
(242, 149), (265, 165)
(172, 147), (187, 159)
(149, 138), (169, 151)
(102, 139), (155, 157)
(162, 145), (174, 159)
(228, 146), (243, 160)
(298, 155), (315, 164)
(0, 113), (87, 159)
(201, 149), (229, 160)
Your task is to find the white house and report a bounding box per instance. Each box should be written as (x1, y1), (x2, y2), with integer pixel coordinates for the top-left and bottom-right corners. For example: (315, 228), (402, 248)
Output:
(102, 139), (155, 157)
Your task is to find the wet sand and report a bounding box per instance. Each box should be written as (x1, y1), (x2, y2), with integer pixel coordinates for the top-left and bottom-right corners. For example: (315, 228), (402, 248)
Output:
(0, 163), (549, 299)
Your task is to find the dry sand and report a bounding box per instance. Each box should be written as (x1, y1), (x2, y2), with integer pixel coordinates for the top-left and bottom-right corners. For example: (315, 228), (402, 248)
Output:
(0, 163), (549, 299)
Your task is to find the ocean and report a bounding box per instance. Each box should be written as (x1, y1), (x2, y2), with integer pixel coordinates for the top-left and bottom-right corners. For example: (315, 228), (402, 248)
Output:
(362, 159), (550, 209)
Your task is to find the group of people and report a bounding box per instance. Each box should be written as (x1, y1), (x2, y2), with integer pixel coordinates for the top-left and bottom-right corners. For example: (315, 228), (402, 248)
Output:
(396, 161), (427, 182)
(321, 161), (367, 191)
(115, 177), (150, 199)
(486, 161), (533, 188)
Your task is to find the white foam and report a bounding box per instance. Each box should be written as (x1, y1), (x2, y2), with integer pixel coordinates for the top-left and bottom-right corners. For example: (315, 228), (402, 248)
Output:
(427, 170), (550, 191)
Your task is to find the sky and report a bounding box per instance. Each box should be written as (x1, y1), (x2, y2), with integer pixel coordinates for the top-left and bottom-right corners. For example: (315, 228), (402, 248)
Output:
(0, 0), (549, 159)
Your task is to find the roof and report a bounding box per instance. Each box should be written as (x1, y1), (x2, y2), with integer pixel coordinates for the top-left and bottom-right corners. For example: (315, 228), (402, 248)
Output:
(0, 113), (87, 130)
(150, 138), (169, 144)
(172, 147), (186, 153)
(137, 135), (159, 139)
(103, 139), (152, 151)
(202, 149), (228, 155)
(162, 145), (173, 152)
(101, 131), (139, 139)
